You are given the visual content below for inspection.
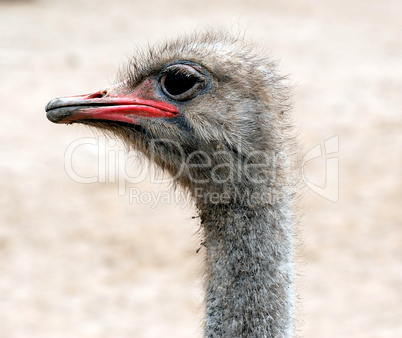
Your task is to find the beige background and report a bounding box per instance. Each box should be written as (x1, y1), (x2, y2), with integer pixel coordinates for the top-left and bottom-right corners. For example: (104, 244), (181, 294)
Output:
(1, 0), (401, 337)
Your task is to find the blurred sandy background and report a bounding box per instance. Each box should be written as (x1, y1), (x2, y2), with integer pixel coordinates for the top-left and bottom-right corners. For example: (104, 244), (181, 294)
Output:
(1, 0), (401, 337)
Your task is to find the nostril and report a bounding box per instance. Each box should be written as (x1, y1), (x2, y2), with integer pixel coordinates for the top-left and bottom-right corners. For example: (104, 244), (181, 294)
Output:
(89, 90), (108, 99)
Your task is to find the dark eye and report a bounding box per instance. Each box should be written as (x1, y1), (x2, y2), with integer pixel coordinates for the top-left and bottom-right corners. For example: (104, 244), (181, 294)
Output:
(160, 64), (206, 101)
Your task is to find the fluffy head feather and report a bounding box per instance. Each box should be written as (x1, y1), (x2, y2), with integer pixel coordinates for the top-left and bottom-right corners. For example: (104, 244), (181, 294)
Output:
(88, 30), (298, 206)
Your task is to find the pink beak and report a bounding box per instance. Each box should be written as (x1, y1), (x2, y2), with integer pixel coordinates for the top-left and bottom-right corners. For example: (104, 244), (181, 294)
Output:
(46, 82), (179, 124)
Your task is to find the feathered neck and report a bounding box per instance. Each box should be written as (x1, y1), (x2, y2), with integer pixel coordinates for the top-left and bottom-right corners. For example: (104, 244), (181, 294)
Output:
(197, 181), (294, 337)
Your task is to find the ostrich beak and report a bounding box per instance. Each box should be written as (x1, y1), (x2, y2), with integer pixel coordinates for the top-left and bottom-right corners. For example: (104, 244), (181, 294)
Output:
(45, 82), (179, 124)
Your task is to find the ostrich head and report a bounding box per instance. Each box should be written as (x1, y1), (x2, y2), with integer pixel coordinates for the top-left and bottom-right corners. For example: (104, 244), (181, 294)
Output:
(46, 31), (292, 206)
(46, 31), (298, 337)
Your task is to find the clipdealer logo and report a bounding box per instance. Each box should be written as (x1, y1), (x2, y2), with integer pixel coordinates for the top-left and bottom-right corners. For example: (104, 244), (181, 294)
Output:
(302, 135), (339, 202)
(63, 135), (340, 203)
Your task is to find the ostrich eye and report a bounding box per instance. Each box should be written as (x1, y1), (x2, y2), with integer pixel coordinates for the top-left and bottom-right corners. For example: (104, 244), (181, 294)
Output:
(160, 64), (206, 101)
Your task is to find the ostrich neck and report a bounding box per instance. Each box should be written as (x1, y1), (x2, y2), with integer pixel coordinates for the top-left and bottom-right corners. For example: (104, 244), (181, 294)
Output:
(198, 189), (293, 338)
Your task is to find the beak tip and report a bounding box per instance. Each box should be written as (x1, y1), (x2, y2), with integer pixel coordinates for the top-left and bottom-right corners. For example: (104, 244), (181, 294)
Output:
(46, 106), (72, 124)
(45, 101), (51, 112)
(45, 98), (61, 112)
(46, 98), (72, 124)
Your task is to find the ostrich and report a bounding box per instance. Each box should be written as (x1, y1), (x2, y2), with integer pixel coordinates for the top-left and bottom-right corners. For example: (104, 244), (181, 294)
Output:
(46, 31), (298, 338)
